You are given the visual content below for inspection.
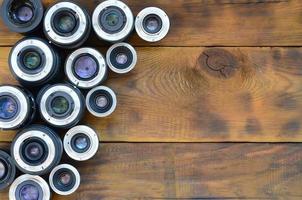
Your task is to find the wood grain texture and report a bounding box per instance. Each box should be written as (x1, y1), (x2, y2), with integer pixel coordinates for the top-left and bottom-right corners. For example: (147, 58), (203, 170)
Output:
(1, 143), (302, 199)
(1, 47), (302, 142)
(0, 0), (302, 46)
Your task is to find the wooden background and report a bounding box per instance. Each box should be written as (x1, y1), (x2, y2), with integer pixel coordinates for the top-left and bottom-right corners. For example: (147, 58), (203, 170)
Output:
(0, 0), (302, 199)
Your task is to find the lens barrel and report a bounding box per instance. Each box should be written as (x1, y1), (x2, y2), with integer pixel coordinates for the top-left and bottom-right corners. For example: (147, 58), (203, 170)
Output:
(0, 150), (16, 191)
(65, 47), (107, 89)
(86, 86), (117, 118)
(92, 0), (134, 43)
(64, 125), (99, 161)
(1, 0), (44, 34)
(9, 174), (50, 200)
(0, 85), (36, 130)
(11, 125), (63, 175)
(135, 7), (170, 42)
(44, 1), (91, 49)
(49, 164), (80, 196)
(37, 83), (85, 129)
(9, 37), (61, 86)
(107, 43), (137, 74)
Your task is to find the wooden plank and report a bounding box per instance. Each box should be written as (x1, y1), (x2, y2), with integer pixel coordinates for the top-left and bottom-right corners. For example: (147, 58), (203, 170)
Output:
(0, 0), (302, 46)
(1, 47), (302, 142)
(0, 143), (302, 199)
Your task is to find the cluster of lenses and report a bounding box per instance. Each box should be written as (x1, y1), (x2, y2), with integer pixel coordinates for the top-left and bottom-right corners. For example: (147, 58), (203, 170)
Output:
(1, 0), (170, 199)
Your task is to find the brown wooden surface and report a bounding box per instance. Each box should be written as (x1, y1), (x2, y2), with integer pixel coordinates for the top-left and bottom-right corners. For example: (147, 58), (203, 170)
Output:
(1, 0), (302, 46)
(1, 0), (302, 199)
(1, 47), (302, 142)
(1, 143), (302, 199)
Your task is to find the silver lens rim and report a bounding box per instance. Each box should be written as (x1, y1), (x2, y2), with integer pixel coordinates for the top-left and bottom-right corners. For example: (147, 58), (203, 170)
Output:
(64, 125), (99, 161)
(106, 43), (137, 74)
(135, 7), (170, 42)
(9, 174), (51, 200)
(0, 86), (29, 130)
(39, 85), (82, 127)
(65, 48), (107, 89)
(86, 86), (117, 117)
(12, 130), (56, 174)
(49, 164), (80, 196)
(44, 2), (88, 45)
(92, 0), (134, 42)
(10, 38), (54, 82)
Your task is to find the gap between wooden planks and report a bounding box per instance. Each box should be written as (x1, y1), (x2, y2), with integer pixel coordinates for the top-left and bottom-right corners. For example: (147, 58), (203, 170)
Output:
(0, 0), (302, 46)
(0, 142), (301, 199)
(0, 47), (302, 142)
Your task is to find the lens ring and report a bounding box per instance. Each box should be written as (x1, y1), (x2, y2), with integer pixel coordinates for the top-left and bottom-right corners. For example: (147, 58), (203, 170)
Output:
(0, 150), (16, 191)
(64, 125), (99, 161)
(9, 38), (55, 83)
(11, 125), (63, 175)
(52, 9), (78, 36)
(1, 0), (44, 33)
(65, 48), (107, 89)
(9, 174), (50, 200)
(92, 0), (134, 42)
(106, 43), (137, 74)
(38, 84), (84, 128)
(0, 86), (30, 130)
(49, 164), (80, 196)
(135, 7), (170, 42)
(86, 86), (117, 118)
(44, 2), (90, 48)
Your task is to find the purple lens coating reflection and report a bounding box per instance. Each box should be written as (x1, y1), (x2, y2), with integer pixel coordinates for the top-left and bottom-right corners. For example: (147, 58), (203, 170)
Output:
(74, 56), (98, 79)
(0, 161), (5, 179)
(0, 96), (18, 119)
(20, 184), (39, 200)
(16, 6), (33, 22)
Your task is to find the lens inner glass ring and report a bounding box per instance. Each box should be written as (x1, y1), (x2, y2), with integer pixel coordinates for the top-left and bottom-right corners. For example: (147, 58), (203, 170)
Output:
(0, 160), (6, 179)
(53, 168), (76, 192)
(116, 53), (128, 65)
(51, 96), (70, 115)
(24, 142), (44, 162)
(143, 14), (163, 34)
(99, 6), (127, 34)
(9, 2), (35, 24)
(109, 46), (134, 70)
(59, 172), (72, 186)
(22, 51), (41, 70)
(20, 184), (40, 200)
(52, 9), (79, 36)
(73, 55), (99, 80)
(71, 133), (91, 153)
(0, 96), (18, 120)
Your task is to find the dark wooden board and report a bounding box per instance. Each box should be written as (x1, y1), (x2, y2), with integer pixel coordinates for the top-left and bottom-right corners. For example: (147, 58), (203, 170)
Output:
(1, 47), (302, 142)
(0, 0), (302, 47)
(1, 143), (302, 199)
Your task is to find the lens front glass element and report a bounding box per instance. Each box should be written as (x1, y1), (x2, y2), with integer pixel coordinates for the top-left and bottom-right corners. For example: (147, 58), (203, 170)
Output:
(53, 10), (77, 34)
(16, 5), (34, 23)
(0, 96), (18, 120)
(0, 161), (6, 179)
(23, 51), (41, 70)
(74, 56), (98, 80)
(143, 14), (162, 34)
(51, 96), (70, 115)
(20, 184), (39, 200)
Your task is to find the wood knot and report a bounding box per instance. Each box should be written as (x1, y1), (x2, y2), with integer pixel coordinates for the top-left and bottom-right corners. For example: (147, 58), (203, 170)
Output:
(199, 48), (238, 79)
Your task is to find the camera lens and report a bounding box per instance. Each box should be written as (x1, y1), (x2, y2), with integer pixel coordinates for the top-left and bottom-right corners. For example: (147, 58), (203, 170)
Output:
(11, 125), (63, 176)
(92, 0), (134, 42)
(9, 37), (61, 86)
(65, 48), (107, 89)
(106, 43), (137, 74)
(9, 174), (50, 200)
(0, 85), (36, 130)
(49, 164), (80, 195)
(44, 1), (91, 49)
(37, 83), (85, 129)
(64, 125), (99, 161)
(1, 0), (44, 34)
(135, 7), (170, 42)
(0, 150), (16, 191)
(86, 86), (117, 118)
